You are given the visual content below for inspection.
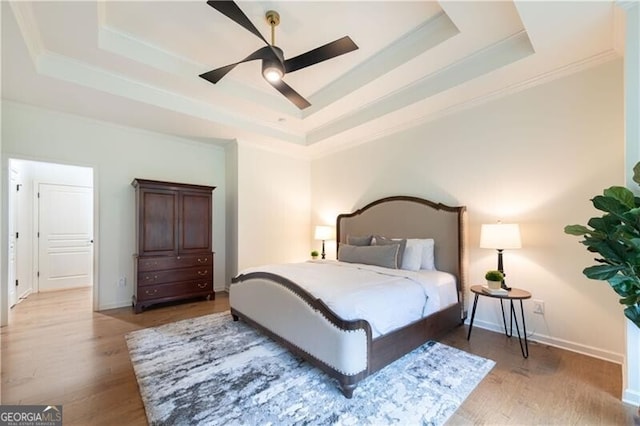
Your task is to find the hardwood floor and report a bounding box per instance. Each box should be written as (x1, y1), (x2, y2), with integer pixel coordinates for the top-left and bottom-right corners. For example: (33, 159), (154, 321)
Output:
(1, 287), (637, 425)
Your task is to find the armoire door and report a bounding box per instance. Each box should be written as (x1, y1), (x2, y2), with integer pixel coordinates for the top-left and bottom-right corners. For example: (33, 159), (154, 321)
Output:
(179, 190), (212, 254)
(139, 188), (179, 256)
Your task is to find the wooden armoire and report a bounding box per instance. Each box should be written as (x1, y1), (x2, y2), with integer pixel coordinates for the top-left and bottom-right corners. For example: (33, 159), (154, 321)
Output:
(132, 179), (215, 313)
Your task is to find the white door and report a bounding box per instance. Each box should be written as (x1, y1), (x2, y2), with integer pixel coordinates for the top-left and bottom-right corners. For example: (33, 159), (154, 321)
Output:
(38, 184), (93, 291)
(8, 170), (19, 307)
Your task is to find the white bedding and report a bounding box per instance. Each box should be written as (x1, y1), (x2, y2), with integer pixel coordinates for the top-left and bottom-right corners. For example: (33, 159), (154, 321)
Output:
(240, 260), (458, 338)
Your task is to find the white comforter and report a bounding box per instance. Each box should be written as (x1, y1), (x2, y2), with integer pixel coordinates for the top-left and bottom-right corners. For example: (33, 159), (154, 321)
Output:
(240, 260), (457, 338)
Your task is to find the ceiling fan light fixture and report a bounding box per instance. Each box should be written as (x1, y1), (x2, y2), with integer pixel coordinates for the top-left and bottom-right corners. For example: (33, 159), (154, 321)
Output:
(262, 59), (284, 82)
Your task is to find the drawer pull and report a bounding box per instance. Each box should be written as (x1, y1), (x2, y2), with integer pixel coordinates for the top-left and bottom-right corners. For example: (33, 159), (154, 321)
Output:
(197, 270), (208, 276)
(197, 257), (208, 263)
(197, 283), (208, 289)
(145, 289), (158, 296)
(144, 275), (158, 281)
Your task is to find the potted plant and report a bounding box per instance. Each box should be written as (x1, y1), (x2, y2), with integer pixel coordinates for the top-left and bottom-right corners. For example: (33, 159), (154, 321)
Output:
(485, 270), (504, 289)
(311, 250), (319, 260)
(564, 162), (640, 329)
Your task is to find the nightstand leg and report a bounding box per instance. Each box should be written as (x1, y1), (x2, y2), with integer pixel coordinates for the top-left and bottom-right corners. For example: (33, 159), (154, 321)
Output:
(519, 299), (529, 358)
(467, 293), (480, 340)
(510, 300), (529, 358)
(499, 299), (510, 337)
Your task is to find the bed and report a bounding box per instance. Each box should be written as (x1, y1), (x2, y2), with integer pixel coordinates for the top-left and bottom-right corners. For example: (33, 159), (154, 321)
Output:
(230, 196), (468, 398)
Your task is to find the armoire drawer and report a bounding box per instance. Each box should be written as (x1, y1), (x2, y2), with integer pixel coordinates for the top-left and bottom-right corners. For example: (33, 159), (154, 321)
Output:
(136, 280), (212, 301)
(137, 254), (213, 272)
(138, 265), (213, 286)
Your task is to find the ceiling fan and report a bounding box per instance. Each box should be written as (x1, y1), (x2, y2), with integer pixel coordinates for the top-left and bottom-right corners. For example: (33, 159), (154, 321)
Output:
(199, 0), (359, 110)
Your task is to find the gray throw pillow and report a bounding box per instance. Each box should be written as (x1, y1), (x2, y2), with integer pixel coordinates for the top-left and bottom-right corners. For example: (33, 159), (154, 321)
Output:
(338, 243), (400, 269)
(347, 235), (373, 246)
(373, 236), (407, 268)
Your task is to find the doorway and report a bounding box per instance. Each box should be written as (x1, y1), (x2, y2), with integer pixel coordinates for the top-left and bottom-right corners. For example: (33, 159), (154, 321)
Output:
(6, 159), (95, 322)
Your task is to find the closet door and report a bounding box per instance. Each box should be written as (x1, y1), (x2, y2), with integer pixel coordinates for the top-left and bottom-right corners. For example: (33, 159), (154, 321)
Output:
(179, 190), (211, 254)
(139, 188), (179, 256)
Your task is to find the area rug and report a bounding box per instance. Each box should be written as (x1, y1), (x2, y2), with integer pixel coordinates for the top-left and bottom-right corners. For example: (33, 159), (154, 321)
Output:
(126, 311), (495, 425)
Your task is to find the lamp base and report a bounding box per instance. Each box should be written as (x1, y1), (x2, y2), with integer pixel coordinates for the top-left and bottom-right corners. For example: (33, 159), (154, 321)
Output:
(497, 249), (511, 291)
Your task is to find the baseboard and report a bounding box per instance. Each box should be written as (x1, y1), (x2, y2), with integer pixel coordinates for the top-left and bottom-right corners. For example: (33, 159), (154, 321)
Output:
(468, 319), (624, 364)
(98, 290), (227, 312)
(98, 300), (132, 311)
(623, 388), (640, 407)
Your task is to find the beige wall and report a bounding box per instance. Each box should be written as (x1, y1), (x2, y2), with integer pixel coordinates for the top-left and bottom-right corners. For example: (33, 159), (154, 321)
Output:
(311, 59), (626, 361)
(1, 101), (227, 311)
(235, 141), (311, 273)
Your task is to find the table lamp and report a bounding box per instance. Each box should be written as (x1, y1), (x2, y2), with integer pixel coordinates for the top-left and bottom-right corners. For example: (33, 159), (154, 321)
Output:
(314, 225), (334, 259)
(480, 222), (521, 290)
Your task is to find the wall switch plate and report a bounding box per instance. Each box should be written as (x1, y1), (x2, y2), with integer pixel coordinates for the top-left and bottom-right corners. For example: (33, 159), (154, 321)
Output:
(533, 299), (544, 315)
(118, 277), (126, 287)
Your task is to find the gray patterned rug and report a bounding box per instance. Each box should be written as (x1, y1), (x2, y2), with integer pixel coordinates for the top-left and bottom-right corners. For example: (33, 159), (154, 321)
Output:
(126, 311), (494, 425)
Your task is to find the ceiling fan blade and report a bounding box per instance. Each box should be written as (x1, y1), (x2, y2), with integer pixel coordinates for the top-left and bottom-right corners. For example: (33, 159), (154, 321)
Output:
(200, 46), (273, 84)
(206, 1), (270, 47)
(284, 36), (358, 74)
(268, 79), (311, 110)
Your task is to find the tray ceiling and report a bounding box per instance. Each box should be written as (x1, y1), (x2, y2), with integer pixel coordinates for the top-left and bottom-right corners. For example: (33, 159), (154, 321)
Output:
(1, 1), (621, 156)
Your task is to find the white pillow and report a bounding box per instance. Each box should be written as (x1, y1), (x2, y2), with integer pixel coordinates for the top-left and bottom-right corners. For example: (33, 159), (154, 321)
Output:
(399, 239), (423, 271)
(419, 239), (435, 270)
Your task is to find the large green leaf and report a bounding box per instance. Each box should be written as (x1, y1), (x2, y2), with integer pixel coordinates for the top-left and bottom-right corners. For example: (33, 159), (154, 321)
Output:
(587, 240), (624, 263)
(564, 224), (590, 236)
(634, 162), (640, 186)
(624, 305), (640, 329)
(583, 264), (624, 280)
(592, 195), (627, 215)
(587, 216), (617, 233)
(603, 186), (636, 209)
(567, 161), (640, 330)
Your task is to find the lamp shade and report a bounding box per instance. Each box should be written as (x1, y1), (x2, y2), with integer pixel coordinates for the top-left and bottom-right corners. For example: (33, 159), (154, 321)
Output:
(480, 223), (522, 249)
(314, 225), (334, 241)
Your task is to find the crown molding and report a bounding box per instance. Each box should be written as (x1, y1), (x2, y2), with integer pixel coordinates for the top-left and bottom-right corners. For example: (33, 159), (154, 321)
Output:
(615, 1), (639, 12)
(302, 11), (460, 118)
(95, 7), (298, 118)
(36, 51), (305, 145)
(306, 30), (534, 145)
(8, 2), (45, 65)
(308, 48), (619, 160)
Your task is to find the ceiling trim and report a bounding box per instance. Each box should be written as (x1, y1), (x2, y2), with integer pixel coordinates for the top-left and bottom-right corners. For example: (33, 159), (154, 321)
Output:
(308, 48), (620, 161)
(8, 2), (44, 64)
(95, 3), (299, 117)
(35, 51), (305, 145)
(302, 10), (460, 117)
(307, 30), (534, 145)
(8, 2), (305, 145)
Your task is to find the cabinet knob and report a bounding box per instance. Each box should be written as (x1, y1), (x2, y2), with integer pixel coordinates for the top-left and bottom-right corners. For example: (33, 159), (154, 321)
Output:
(197, 270), (208, 276)
(197, 283), (208, 289)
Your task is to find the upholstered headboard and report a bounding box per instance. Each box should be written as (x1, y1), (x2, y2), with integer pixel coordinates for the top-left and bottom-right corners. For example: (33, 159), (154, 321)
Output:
(336, 196), (468, 308)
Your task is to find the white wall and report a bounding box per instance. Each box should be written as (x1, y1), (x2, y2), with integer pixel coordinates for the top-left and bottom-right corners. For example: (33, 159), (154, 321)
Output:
(1, 101), (226, 311)
(621, 0), (640, 408)
(311, 59), (626, 362)
(235, 141), (310, 273)
(225, 142), (238, 288)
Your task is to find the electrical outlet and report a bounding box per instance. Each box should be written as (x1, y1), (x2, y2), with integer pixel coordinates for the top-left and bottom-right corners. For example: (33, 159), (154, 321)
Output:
(118, 277), (126, 287)
(533, 299), (544, 315)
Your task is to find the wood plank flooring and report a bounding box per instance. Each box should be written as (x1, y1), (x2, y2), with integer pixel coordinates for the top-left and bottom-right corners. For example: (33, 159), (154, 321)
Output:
(1, 287), (638, 425)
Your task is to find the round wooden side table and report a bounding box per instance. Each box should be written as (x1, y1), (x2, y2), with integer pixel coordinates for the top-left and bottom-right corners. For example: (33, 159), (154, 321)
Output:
(467, 284), (532, 358)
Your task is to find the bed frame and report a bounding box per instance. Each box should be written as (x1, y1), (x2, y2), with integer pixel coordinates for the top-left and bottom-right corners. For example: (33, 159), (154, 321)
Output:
(230, 196), (468, 398)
